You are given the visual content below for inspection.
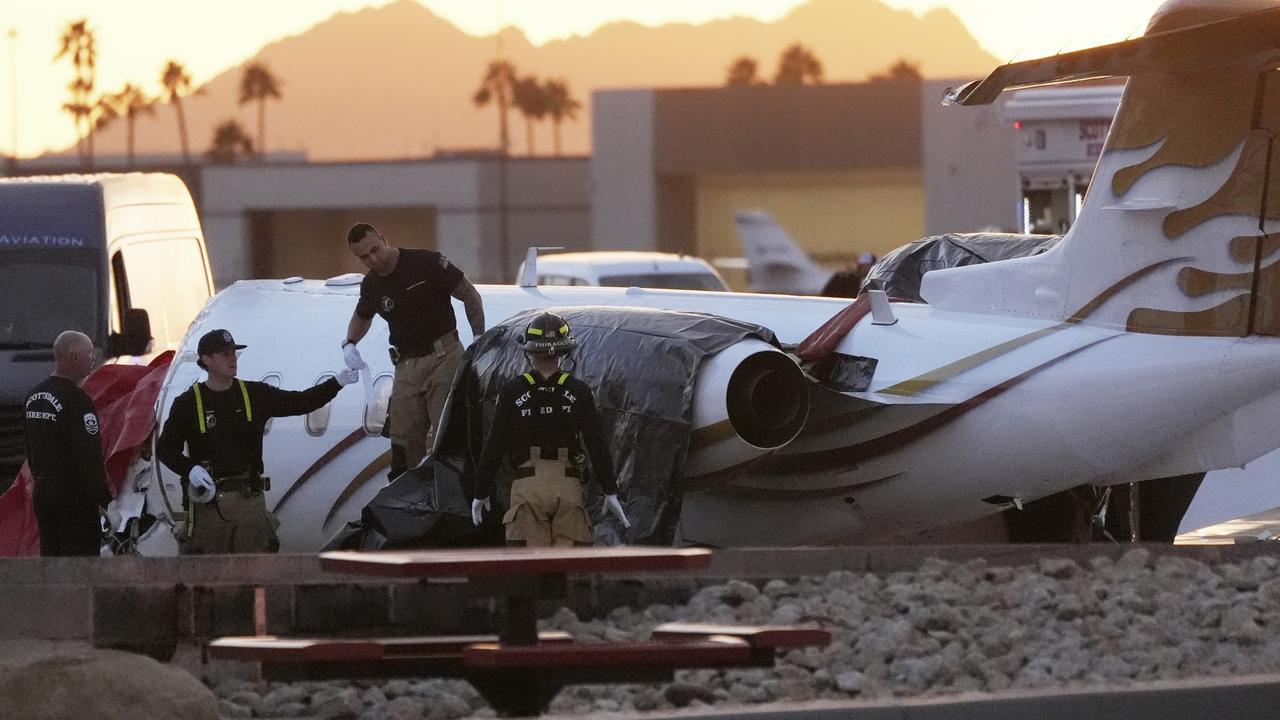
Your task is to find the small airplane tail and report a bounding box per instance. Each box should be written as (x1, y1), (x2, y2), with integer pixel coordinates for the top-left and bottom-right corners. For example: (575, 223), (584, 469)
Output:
(927, 0), (1280, 337)
(734, 210), (832, 295)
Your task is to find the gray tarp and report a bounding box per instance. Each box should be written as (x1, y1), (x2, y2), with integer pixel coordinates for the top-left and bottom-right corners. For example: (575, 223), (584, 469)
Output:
(327, 307), (776, 549)
(861, 232), (1061, 302)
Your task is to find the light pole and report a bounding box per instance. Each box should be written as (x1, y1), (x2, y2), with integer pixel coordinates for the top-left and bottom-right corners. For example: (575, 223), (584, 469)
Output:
(6, 28), (15, 174)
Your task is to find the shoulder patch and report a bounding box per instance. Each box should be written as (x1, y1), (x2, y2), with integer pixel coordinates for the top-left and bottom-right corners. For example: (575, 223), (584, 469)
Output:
(83, 413), (99, 435)
(438, 254), (450, 270)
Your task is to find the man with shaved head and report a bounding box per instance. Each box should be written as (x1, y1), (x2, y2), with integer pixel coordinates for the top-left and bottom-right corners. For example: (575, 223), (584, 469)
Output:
(22, 330), (117, 556)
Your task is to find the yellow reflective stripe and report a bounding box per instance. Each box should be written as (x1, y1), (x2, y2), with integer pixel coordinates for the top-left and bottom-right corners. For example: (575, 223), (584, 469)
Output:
(238, 379), (253, 423)
(559, 325), (568, 335)
(557, 372), (568, 385)
(522, 373), (536, 385)
(527, 327), (544, 336)
(193, 383), (206, 434)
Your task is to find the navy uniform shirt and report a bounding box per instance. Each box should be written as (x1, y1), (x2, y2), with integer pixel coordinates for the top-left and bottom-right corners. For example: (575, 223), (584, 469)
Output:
(473, 370), (616, 499)
(22, 376), (111, 508)
(356, 249), (464, 351)
(157, 378), (341, 480)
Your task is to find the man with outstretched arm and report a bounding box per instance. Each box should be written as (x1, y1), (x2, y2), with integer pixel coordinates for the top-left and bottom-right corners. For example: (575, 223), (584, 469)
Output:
(341, 223), (485, 478)
(157, 329), (358, 554)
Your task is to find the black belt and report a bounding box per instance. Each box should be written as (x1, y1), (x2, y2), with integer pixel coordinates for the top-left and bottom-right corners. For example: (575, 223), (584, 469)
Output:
(390, 330), (458, 364)
(214, 472), (268, 494)
(515, 466), (582, 480)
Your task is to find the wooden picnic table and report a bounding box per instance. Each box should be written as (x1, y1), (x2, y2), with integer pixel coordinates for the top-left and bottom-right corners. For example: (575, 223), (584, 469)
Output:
(319, 547), (714, 646)
(213, 547), (829, 716)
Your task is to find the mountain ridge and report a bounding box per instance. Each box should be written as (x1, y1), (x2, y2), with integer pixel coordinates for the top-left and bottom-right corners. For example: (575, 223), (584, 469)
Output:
(74, 0), (998, 161)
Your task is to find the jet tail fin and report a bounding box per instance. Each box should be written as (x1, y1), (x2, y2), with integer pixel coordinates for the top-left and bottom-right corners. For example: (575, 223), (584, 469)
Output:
(925, 1), (1280, 338)
(734, 210), (832, 295)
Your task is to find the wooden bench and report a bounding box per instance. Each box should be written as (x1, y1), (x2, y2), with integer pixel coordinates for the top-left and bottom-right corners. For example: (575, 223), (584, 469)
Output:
(208, 631), (573, 681)
(650, 622), (832, 650)
(461, 636), (761, 716)
(462, 636), (755, 669)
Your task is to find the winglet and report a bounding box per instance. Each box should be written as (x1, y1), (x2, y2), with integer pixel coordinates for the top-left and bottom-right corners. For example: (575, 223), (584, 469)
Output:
(868, 290), (898, 326)
(519, 246), (565, 288)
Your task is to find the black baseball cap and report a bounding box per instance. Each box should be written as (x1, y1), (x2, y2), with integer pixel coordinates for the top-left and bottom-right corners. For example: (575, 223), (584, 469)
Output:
(197, 329), (247, 357)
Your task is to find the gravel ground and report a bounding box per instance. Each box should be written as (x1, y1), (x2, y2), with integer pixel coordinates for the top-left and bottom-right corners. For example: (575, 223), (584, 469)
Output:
(209, 548), (1280, 719)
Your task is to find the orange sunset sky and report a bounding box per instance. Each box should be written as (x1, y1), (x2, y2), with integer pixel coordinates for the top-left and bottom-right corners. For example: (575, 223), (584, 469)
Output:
(3, 0), (1167, 158)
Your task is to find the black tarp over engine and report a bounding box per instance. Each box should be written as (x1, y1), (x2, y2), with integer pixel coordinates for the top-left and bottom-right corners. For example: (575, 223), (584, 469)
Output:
(861, 232), (1061, 302)
(327, 307), (778, 550)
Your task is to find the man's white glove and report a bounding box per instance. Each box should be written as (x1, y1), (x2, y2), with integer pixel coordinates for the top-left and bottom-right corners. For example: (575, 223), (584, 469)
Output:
(188, 466), (217, 505)
(603, 494), (630, 528)
(336, 367), (360, 386)
(471, 497), (490, 526)
(100, 505), (122, 533)
(342, 342), (367, 370)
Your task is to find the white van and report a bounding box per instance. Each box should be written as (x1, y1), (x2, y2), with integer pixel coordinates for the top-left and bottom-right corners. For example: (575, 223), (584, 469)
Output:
(0, 173), (214, 482)
(516, 251), (728, 291)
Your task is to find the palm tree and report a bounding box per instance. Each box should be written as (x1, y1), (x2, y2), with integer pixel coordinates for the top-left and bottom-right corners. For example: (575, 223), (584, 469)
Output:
(106, 84), (155, 168)
(207, 119), (254, 163)
(726, 57), (762, 87)
(55, 19), (97, 167)
(542, 79), (581, 157)
(162, 60), (197, 164)
(239, 62), (282, 158)
(871, 58), (923, 83)
(472, 60), (517, 155)
(774, 44), (823, 85)
(511, 75), (547, 155)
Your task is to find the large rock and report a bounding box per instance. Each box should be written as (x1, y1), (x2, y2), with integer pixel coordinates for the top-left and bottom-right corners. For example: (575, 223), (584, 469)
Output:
(0, 640), (217, 720)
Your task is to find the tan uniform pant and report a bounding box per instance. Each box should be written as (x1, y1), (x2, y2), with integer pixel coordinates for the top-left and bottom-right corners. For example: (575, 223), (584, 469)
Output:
(503, 452), (592, 547)
(180, 489), (279, 555)
(389, 333), (464, 469)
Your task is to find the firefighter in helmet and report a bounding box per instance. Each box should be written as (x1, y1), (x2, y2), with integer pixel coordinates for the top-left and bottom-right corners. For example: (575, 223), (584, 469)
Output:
(470, 312), (629, 546)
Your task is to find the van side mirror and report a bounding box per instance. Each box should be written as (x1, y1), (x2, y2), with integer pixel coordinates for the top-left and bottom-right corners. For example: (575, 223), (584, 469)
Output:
(107, 308), (153, 358)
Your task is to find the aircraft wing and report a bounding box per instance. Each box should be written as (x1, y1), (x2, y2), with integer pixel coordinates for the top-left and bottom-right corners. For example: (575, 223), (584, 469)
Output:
(946, 5), (1280, 106)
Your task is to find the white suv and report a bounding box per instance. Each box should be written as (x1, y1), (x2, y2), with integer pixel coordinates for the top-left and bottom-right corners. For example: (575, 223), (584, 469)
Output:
(517, 251), (728, 291)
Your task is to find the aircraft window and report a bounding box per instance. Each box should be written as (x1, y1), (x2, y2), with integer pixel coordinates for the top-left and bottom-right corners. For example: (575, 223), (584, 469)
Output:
(260, 373), (282, 435)
(306, 373), (335, 436)
(364, 373), (394, 436)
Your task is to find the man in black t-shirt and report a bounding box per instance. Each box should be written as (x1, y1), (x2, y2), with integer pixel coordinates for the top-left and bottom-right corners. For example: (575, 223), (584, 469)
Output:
(342, 223), (485, 477)
(22, 330), (119, 556)
(158, 329), (358, 554)
(470, 312), (629, 546)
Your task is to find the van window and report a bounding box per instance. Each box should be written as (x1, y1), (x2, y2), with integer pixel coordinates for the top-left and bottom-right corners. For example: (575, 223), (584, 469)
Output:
(110, 251), (128, 334)
(305, 373), (335, 436)
(598, 273), (727, 291)
(260, 373), (282, 435)
(119, 238), (209, 350)
(538, 275), (588, 286)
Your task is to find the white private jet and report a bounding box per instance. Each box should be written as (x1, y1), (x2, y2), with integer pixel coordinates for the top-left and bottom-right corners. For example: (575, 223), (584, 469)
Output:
(119, 0), (1280, 553)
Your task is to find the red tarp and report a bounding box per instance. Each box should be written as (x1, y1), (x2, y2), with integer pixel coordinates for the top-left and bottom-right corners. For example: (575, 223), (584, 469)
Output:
(0, 351), (173, 557)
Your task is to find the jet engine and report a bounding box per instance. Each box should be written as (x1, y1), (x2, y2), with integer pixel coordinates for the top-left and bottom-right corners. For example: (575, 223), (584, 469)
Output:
(684, 339), (810, 477)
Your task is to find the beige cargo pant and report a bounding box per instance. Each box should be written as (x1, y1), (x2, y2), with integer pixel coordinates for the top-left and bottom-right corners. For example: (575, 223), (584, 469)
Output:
(181, 490), (279, 555)
(389, 333), (464, 469)
(503, 450), (592, 547)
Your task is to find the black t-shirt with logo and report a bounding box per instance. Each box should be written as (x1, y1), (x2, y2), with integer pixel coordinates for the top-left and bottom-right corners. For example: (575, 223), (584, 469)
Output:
(21, 376), (111, 508)
(157, 378), (341, 480)
(473, 371), (616, 499)
(355, 249), (464, 350)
